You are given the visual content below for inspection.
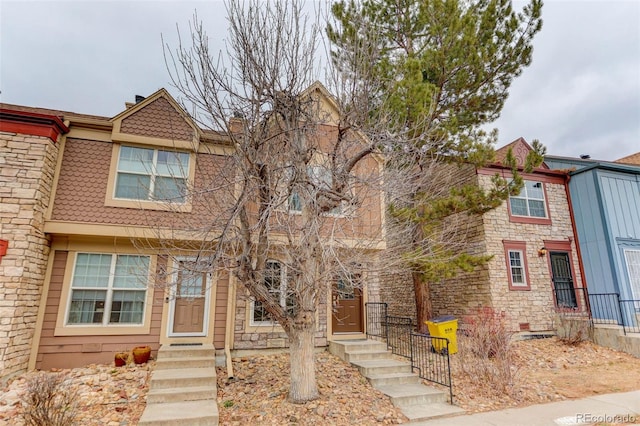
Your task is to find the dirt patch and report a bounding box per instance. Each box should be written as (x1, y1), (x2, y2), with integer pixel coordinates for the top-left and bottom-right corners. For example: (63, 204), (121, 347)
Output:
(216, 352), (408, 425)
(448, 337), (640, 413)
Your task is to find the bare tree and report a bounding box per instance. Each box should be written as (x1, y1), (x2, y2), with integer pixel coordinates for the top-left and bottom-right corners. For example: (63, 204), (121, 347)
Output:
(160, 0), (383, 403)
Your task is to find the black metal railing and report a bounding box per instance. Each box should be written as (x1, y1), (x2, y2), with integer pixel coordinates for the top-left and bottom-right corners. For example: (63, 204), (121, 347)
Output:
(365, 302), (387, 340)
(365, 303), (453, 404)
(588, 293), (622, 325)
(587, 293), (640, 334)
(619, 299), (640, 334)
(386, 315), (413, 358)
(410, 332), (453, 403)
(553, 287), (590, 315)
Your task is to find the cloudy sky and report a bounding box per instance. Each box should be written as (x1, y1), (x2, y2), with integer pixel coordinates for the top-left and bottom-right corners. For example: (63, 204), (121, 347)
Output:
(1, 0), (638, 161)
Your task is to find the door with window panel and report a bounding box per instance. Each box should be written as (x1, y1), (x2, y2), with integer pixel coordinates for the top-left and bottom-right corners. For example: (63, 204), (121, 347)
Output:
(332, 275), (363, 333)
(171, 260), (208, 335)
(550, 252), (577, 308)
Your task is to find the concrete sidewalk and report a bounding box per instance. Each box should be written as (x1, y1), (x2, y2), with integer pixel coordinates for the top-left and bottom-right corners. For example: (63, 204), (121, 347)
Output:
(411, 390), (640, 425)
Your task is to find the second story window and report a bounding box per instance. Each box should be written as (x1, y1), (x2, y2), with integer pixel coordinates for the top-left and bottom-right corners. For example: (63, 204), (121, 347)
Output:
(509, 181), (547, 218)
(115, 146), (190, 203)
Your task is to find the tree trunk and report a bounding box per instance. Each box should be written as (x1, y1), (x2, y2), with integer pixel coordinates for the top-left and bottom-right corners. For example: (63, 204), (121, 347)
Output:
(288, 314), (319, 403)
(413, 271), (432, 334)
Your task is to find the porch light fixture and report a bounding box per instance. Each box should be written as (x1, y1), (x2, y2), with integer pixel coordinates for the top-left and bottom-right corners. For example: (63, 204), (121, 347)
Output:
(538, 247), (547, 257)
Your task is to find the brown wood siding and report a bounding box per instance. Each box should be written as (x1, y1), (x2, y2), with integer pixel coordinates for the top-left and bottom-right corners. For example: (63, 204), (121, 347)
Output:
(120, 97), (194, 141)
(213, 271), (228, 349)
(36, 250), (164, 370)
(50, 138), (235, 228)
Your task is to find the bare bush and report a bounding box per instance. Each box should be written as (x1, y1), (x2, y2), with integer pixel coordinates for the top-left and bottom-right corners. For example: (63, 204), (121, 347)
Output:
(20, 372), (78, 426)
(458, 307), (519, 394)
(554, 311), (592, 345)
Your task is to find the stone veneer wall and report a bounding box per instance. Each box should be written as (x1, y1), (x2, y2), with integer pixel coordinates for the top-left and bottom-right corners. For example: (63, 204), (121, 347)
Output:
(427, 166), (492, 323)
(0, 131), (58, 381)
(380, 163), (491, 323)
(480, 173), (582, 332)
(232, 284), (329, 350)
(231, 257), (383, 350)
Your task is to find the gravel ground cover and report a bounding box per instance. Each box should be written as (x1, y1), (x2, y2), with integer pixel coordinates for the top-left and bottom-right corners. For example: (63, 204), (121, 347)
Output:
(2, 337), (639, 425)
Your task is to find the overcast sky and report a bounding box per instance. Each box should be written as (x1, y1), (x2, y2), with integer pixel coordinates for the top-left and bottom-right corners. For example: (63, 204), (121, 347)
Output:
(1, 0), (638, 161)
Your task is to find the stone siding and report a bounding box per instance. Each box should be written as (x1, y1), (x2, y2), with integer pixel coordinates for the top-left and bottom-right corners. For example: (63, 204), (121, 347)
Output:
(480, 173), (582, 331)
(0, 131), (58, 381)
(378, 164), (579, 333)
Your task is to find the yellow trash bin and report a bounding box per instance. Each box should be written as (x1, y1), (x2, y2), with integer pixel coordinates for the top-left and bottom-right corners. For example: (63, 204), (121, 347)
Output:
(425, 315), (458, 355)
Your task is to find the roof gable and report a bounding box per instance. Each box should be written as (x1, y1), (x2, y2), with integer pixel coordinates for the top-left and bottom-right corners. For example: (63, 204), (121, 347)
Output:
(615, 151), (640, 166)
(110, 88), (201, 150)
(494, 137), (549, 169)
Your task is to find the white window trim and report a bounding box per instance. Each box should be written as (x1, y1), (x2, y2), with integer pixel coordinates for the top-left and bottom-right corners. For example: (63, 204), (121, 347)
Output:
(507, 249), (528, 287)
(249, 260), (292, 326)
(623, 248), (640, 301)
(509, 180), (548, 218)
(104, 144), (195, 212)
(114, 146), (189, 203)
(54, 250), (156, 336)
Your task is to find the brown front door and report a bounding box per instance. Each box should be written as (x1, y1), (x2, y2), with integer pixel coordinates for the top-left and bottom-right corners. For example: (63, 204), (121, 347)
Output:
(171, 260), (207, 334)
(332, 277), (363, 333)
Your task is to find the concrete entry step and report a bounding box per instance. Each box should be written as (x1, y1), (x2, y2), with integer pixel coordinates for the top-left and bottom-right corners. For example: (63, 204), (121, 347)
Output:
(156, 343), (216, 360)
(138, 400), (219, 426)
(401, 402), (465, 422)
(329, 339), (463, 423)
(377, 382), (446, 406)
(140, 343), (219, 425)
(149, 367), (217, 389)
(366, 371), (422, 387)
(146, 384), (217, 404)
(351, 358), (413, 375)
(155, 356), (216, 370)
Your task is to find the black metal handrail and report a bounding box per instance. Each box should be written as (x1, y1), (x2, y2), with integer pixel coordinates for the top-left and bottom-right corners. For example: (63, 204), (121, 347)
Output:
(365, 303), (453, 404)
(365, 302), (387, 340)
(586, 292), (640, 334)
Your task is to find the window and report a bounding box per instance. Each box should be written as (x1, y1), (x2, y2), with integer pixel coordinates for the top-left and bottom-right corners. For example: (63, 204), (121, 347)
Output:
(624, 249), (640, 300)
(508, 251), (526, 286)
(509, 181), (547, 218)
(288, 164), (346, 215)
(503, 241), (530, 290)
(67, 253), (149, 326)
(251, 261), (295, 325)
(115, 146), (189, 203)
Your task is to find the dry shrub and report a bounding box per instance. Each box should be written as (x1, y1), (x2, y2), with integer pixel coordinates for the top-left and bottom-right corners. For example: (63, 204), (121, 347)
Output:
(458, 307), (519, 395)
(20, 372), (78, 426)
(554, 310), (592, 345)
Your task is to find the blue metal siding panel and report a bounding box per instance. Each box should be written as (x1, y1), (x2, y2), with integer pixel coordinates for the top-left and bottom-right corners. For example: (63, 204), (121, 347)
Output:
(568, 171), (615, 293)
(598, 171), (640, 304)
(599, 171), (640, 241)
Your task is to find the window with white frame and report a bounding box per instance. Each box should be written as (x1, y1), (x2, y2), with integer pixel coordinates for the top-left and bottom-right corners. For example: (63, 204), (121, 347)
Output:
(509, 180), (547, 218)
(115, 146), (190, 203)
(251, 261), (295, 325)
(623, 248), (640, 300)
(507, 250), (527, 287)
(67, 253), (149, 325)
(288, 164), (345, 215)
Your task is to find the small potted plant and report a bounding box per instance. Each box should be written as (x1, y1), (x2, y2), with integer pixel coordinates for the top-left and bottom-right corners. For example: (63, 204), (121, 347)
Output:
(132, 345), (152, 364)
(114, 350), (130, 367)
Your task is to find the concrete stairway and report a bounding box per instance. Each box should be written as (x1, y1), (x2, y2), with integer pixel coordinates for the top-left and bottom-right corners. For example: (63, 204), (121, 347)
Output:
(138, 344), (219, 426)
(329, 339), (464, 422)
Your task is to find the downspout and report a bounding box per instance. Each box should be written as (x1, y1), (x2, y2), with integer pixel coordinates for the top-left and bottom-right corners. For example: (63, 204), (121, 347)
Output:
(224, 273), (236, 378)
